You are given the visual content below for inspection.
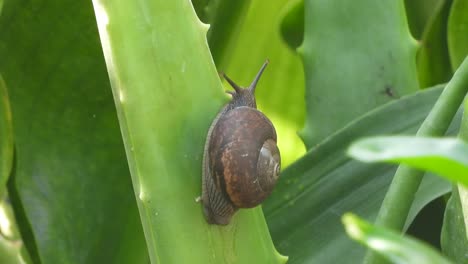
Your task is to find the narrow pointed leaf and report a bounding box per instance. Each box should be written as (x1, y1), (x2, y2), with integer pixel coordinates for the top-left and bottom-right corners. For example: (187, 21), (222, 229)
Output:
(348, 136), (468, 186)
(343, 213), (453, 264)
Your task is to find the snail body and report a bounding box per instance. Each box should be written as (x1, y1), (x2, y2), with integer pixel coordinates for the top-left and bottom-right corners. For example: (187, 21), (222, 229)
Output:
(201, 61), (281, 225)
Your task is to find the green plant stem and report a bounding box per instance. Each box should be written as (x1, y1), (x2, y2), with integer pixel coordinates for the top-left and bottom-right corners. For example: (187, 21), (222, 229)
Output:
(344, 214), (453, 264)
(365, 56), (468, 264)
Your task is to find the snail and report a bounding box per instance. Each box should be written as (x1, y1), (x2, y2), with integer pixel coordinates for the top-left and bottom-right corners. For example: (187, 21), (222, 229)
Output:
(201, 60), (281, 225)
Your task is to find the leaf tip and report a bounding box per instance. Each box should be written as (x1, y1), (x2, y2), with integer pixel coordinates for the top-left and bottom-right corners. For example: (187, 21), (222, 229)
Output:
(342, 213), (365, 241)
(296, 44), (305, 57)
(346, 139), (373, 162)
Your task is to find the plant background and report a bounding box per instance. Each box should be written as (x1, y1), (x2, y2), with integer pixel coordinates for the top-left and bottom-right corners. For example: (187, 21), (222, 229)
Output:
(0, 0), (467, 263)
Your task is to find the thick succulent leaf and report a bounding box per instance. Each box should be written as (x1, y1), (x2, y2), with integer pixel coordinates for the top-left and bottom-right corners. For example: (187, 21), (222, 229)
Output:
(448, 0), (468, 70)
(416, 0), (453, 88)
(220, 0), (306, 167)
(348, 137), (468, 186)
(264, 86), (457, 263)
(404, 0), (446, 39)
(441, 187), (468, 263)
(343, 213), (453, 264)
(301, 0), (419, 148)
(0, 1), (148, 263)
(92, 1), (285, 263)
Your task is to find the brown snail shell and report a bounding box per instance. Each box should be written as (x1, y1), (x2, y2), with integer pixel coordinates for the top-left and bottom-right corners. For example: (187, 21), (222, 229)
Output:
(201, 61), (281, 225)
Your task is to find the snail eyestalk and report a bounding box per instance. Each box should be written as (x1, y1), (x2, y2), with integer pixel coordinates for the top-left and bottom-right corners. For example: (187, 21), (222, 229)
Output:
(223, 73), (243, 94)
(248, 60), (269, 93)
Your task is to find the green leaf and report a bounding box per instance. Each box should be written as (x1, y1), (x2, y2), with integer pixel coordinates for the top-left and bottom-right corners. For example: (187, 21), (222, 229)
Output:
(279, 0), (304, 50)
(0, 77), (25, 264)
(441, 187), (468, 264)
(348, 136), (468, 186)
(363, 56), (468, 264)
(207, 0), (251, 67)
(441, 94), (468, 263)
(264, 86), (455, 263)
(0, 1), (148, 263)
(442, 96), (468, 264)
(92, 1), (285, 263)
(404, 0), (446, 39)
(460, 186), (468, 237)
(301, 0), (419, 148)
(220, 0), (306, 167)
(343, 213), (453, 264)
(416, 0), (452, 88)
(448, 0), (468, 70)
(456, 95), (468, 237)
(0, 235), (28, 264)
(191, 0), (210, 23)
(0, 76), (12, 198)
